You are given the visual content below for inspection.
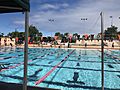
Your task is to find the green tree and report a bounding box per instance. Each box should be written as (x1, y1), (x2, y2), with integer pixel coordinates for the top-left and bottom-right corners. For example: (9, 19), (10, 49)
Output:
(18, 32), (25, 38)
(104, 26), (118, 40)
(0, 32), (4, 37)
(7, 30), (19, 38)
(73, 33), (78, 36)
(59, 34), (64, 40)
(29, 25), (40, 37)
(39, 32), (42, 37)
(64, 32), (69, 37)
(73, 33), (78, 39)
(77, 35), (80, 40)
(29, 25), (42, 43)
(47, 36), (54, 42)
(55, 32), (61, 36)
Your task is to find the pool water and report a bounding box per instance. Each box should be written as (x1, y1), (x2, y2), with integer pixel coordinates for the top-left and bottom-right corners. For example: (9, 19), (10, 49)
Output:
(0, 47), (120, 90)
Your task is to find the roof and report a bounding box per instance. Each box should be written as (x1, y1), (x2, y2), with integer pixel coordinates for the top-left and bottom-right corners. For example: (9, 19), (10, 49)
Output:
(0, 0), (30, 13)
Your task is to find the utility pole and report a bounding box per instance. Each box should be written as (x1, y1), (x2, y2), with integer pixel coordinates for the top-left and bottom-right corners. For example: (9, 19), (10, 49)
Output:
(100, 12), (104, 90)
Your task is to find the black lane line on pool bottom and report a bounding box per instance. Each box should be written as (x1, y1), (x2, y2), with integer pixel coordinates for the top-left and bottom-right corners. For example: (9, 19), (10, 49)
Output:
(0, 54), (4, 55)
(28, 49), (62, 67)
(35, 49), (75, 85)
(31, 49), (58, 61)
(0, 49), (52, 72)
(0, 54), (23, 60)
(29, 68), (43, 77)
(97, 50), (120, 65)
(3, 57), (12, 60)
(0, 49), (67, 73)
(0, 49), (48, 61)
(67, 80), (85, 85)
(29, 50), (66, 64)
(48, 61), (53, 64)
(98, 50), (120, 60)
(117, 75), (120, 78)
(0, 73), (119, 90)
(46, 50), (72, 87)
(0, 48), (50, 61)
(29, 64), (120, 73)
(33, 50), (66, 65)
(107, 49), (120, 56)
(107, 64), (114, 68)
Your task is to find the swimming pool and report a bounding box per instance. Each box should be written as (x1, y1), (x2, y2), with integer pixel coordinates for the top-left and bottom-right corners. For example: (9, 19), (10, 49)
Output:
(0, 47), (120, 90)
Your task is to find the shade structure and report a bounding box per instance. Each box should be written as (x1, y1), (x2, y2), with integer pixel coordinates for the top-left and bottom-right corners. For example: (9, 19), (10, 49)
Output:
(0, 0), (30, 90)
(0, 0), (30, 13)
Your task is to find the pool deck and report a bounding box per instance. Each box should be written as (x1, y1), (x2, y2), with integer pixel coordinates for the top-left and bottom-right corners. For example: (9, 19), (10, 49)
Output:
(15, 45), (120, 50)
(0, 82), (60, 90)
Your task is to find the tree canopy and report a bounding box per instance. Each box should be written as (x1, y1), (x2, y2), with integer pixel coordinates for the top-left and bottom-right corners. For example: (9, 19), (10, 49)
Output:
(0, 32), (4, 37)
(7, 30), (23, 38)
(64, 33), (69, 37)
(6, 25), (43, 44)
(7, 25), (42, 38)
(104, 26), (118, 40)
(29, 25), (42, 37)
(55, 32), (61, 36)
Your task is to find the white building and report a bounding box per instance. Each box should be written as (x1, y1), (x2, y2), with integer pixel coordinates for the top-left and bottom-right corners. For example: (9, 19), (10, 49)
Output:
(0, 37), (15, 46)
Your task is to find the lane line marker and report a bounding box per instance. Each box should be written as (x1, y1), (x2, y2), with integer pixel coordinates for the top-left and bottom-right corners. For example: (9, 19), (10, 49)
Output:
(35, 49), (75, 85)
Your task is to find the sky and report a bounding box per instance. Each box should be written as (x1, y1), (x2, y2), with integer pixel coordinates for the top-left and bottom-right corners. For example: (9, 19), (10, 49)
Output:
(0, 0), (120, 36)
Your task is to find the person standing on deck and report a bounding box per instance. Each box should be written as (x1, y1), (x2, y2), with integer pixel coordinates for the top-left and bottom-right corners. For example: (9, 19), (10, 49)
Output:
(112, 42), (114, 48)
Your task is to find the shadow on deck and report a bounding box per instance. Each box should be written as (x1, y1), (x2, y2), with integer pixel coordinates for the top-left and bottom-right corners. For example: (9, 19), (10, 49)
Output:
(0, 82), (60, 90)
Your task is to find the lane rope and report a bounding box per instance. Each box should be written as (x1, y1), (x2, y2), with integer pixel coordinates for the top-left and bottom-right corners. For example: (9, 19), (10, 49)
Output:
(0, 49), (60, 72)
(35, 49), (75, 85)
(98, 49), (120, 60)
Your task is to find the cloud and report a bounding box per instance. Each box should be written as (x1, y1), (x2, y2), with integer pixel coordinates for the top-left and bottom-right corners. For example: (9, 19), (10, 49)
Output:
(13, 0), (120, 36)
(40, 4), (59, 10)
(13, 20), (24, 25)
(38, 3), (69, 11)
(61, 3), (69, 7)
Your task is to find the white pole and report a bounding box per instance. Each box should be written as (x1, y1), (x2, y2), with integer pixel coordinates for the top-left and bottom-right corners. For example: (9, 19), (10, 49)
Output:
(23, 11), (29, 90)
(100, 12), (104, 90)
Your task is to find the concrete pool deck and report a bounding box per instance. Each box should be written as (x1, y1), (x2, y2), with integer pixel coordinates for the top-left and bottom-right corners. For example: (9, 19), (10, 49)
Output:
(15, 45), (120, 50)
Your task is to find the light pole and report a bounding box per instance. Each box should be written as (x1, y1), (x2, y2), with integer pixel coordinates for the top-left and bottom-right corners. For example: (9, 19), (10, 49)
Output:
(80, 18), (88, 41)
(100, 12), (104, 90)
(110, 16), (113, 26)
(118, 17), (120, 56)
(48, 19), (55, 43)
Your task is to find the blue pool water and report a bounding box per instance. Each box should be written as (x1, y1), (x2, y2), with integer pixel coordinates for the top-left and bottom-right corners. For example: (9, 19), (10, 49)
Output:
(0, 47), (120, 90)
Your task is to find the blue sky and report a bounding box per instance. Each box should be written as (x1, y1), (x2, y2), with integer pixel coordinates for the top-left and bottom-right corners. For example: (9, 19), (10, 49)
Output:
(0, 0), (120, 36)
